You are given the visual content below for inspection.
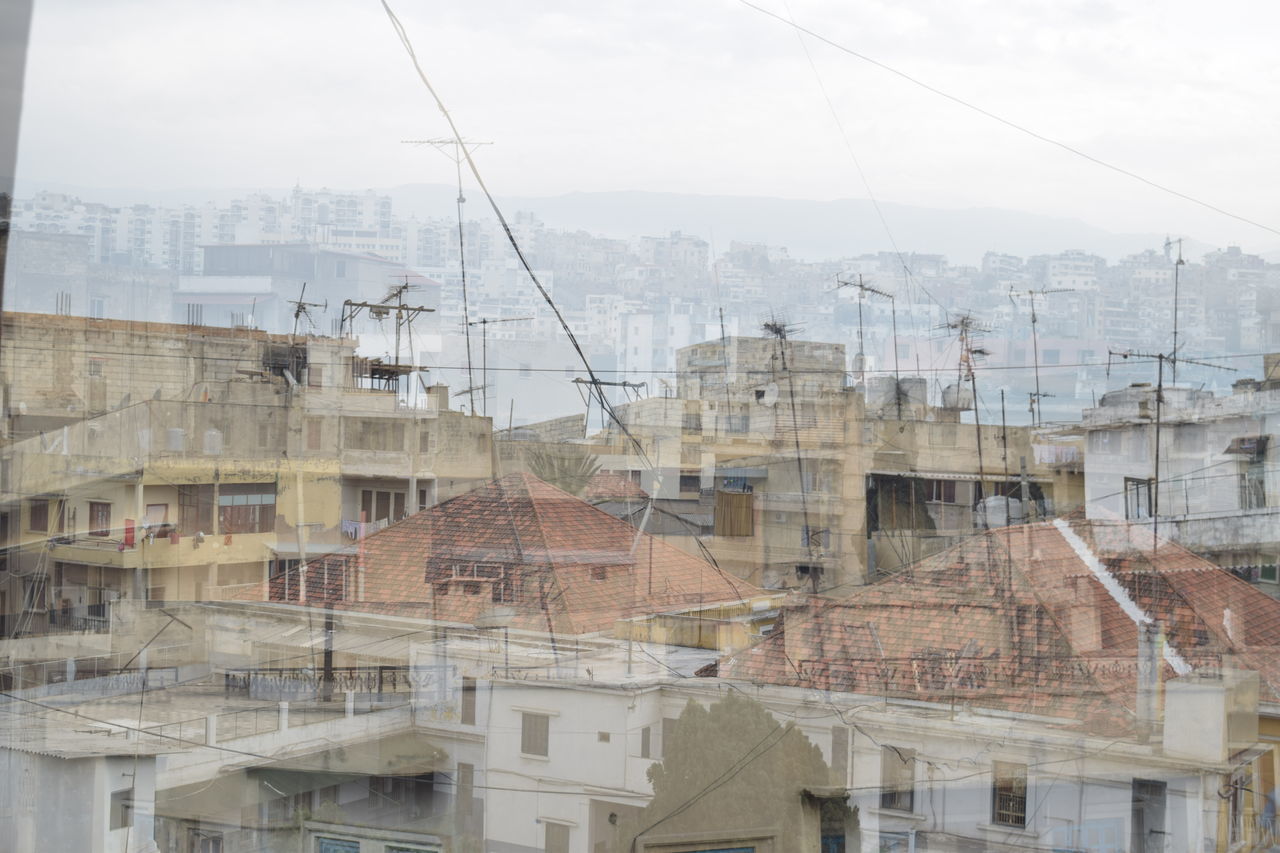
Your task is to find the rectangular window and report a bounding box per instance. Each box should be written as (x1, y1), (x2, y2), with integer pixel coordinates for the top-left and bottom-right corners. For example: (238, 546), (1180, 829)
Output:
(461, 677), (477, 725)
(879, 746), (915, 813)
(831, 726), (850, 786)
(456, 762), (475, 818)
(544, 821), (570, 853)
(992, 761), (1027, 827)
(1124, 477), (1153, 520)
(110, 788), (133, 830)
(521, 712), (550, 756)
(926, 479), (957, 503)
(306, 418), (323, 451)
(1131, 778), (1167, 853)
(89, 501), (111, 537)
(679, 473), (701, 493)
(1240, 460), (1267, 510)
(217, 483), (276, 534)
(28, 498), (48, 532)
(178, 484), (214, 533)
(640, 725), (652, 759)
(714, 490), (754, 537)
(343, 418), (406, 451)
(307, 366), (323, 388)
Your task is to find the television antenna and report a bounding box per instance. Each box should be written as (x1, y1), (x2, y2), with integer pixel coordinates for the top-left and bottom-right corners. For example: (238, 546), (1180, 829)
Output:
(339, 273), (435, 387)
(942, 311), (991, 500)
(836, 274), (900, 416)
(288, 282), (328, 337)
(467, 315), (534, 417)
(1163, 236), (1187, 383)
(1109, 348), (1234, 550)
(1008, 286), (1073, 425)
(403, 137), (493, 414)
(762, 313), (821, 591)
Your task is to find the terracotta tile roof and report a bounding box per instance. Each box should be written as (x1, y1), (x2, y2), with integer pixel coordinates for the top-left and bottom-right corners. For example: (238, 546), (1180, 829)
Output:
(719, 517), (1280, 731)
(582, 471), (649, 503)
(239, 473), (762, 635)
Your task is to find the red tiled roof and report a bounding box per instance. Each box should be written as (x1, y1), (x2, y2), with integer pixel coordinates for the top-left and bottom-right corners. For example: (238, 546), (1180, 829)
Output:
(719, 517), (1280, 731)
(240, 473), (761, 635)
(582, 471), (649, 503)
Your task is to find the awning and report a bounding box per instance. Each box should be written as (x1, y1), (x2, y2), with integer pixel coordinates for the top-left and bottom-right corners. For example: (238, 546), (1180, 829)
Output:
(869, 470), (1053, 484)
(1224, 435), (1269, 457)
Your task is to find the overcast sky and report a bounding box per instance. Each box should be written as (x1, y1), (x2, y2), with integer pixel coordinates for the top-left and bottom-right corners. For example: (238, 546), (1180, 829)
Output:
(13, 0), (1280, 251)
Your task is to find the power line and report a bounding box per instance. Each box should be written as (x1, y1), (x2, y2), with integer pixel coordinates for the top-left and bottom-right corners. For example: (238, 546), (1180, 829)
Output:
(736, 0), (1280, 239)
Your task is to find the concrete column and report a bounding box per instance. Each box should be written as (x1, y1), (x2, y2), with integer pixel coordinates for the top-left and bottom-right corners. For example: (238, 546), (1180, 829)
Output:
(345, 690), (355, 718)
(66, 657), (76, 682)
(278, 701), (290, 731)
(205, 714), (218, 747)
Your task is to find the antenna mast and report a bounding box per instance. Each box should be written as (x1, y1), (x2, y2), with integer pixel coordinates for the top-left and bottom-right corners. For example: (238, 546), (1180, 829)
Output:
(1012, 286), (1072, 425)
(1164, 237), (1186, 384)
(945, 312), (991, 509)
(467, 315), (534, 417)
(403, 137), (492, 414)
(836, 274), (900, 416)
(1110, 348), (1234, 550)
(288, 282), (328, 337)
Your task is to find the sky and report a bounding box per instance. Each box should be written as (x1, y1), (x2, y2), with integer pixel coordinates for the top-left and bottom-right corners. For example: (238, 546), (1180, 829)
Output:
(13, 0), (1280, 252)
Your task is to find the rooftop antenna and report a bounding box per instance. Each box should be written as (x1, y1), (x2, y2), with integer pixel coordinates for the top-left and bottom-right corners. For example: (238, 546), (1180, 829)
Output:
(1109, 348), (1234, 551)
(288, 282), (328, 337)
(403, 136), (492, 415)
(763, 313), (821, 592)
(943, 312), (991, 507)
(1009, 286), (1073, 425)
(836, 273), (899, 416)
(1163, 236), (1187, 384)
(467, 315), (534, 417)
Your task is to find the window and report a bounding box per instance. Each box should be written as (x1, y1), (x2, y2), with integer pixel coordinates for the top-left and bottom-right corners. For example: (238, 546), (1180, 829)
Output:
(218, 483), (276, 534)
(597, 731), (611, 742)
(89, 501), (111, 537)
(925, 479), (956, 503)
(190, 830), (223, 853)
(801, 525), (830, 549)
(640, 725), (652, 758)
(1124, 477), (1152, 520)
(316, 840), (359, 853)
(678, 473), (701, 493)
(308, 366), (323, 388)
(831, 726), (850, 786)
(714, 490), (754, 537)
(880, 746), (915, 812)
(179, 484), (214, 533)
(461, 677), (477, 725)
(306, 418), (323, 451)
(144, 503), (168, 524)
(544, 821), (570, 853)
(521, 712), (550, 756)
(419, 428), (433, 453)
(1131, 778), (1166, 853)
(1240, 459), (1267, 510)
(109, 788), (133, 830)
(28, 498), (48, 532)
(590, 566), (607, 581)
(1042, 348), (1060, 365)
(992, 761), (1027, 827)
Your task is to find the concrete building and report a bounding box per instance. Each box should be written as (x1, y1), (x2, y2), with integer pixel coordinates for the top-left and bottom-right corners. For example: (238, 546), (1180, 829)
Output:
(0, 313), (493, 632)
(1081, 354), (1280, 596)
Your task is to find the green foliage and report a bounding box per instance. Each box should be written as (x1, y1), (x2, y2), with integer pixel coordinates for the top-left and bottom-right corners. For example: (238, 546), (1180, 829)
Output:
(617, 691), (843, 852)
(524, 446), (601, 496)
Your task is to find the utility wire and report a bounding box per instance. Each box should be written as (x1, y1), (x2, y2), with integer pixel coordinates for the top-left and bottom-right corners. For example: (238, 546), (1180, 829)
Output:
(737, 0), (1280, 239)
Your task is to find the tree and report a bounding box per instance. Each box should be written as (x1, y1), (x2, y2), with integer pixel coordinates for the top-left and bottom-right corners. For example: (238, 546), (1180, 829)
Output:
(524, 446), (601, 496)
(616, 690), (855, 853)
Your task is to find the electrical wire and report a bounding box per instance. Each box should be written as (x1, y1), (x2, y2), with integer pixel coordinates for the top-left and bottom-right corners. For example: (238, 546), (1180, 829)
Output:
(737, 0), (1280, 239)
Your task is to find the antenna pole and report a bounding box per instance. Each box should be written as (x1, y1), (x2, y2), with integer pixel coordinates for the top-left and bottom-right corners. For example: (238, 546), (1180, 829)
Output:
(890, 295), (901, 418)
(403, 137), (493, 415)
(1171, 238), (1184, 384)
(1153, 354), (1164, 551)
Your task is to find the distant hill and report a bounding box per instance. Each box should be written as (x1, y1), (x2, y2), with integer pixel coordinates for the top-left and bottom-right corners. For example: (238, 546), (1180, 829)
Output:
(12, 178), (1190, 264)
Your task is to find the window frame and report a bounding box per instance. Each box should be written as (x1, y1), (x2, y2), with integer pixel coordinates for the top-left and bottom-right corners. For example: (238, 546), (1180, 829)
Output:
(520, 711), (550, 757)
(88, 501), (111, 537)
(879, 745), (916, 813)
(991, 760), (1028, 828)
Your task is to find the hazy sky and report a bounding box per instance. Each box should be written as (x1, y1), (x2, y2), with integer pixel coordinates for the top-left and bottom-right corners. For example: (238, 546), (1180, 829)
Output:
(14, 0), (1280, 250)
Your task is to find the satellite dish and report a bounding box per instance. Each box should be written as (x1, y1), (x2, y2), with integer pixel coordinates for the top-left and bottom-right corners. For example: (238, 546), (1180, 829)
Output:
(758, 382), (779, 407)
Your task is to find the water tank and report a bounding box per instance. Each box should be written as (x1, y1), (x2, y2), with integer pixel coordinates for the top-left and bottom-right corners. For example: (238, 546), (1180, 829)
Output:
(942, 383), (973, 410)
